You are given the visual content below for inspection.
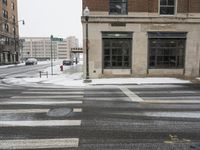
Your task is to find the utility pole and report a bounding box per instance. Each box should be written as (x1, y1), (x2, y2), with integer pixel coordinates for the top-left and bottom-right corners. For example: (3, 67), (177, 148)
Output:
(50, 35), (53, 76)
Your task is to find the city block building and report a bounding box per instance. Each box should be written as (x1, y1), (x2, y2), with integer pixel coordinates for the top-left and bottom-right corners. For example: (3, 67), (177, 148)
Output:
(21, 36), (79, 61)
(0, 0), (20, 65)
(82, 0), (200, 78)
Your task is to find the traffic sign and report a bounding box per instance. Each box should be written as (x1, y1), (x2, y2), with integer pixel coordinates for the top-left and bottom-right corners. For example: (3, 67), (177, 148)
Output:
(52, 37), (63, 42)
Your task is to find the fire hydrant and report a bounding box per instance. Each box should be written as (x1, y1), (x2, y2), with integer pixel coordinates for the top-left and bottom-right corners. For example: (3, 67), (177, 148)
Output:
(60, 65), (63, 71)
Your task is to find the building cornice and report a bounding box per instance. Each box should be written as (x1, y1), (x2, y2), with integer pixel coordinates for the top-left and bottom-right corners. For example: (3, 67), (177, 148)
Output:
(81, 16), (200, 24)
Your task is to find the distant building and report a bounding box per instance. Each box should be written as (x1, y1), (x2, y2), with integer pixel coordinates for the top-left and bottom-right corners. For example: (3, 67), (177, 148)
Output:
(82, 0), (200, 78)
(0, 0), (20, 65)
(20, 36), (79, 61)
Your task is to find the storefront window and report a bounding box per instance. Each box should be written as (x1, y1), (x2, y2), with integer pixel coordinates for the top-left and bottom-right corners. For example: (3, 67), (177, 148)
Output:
(148, 32), (186, 69)
(102, 32), (132, 69)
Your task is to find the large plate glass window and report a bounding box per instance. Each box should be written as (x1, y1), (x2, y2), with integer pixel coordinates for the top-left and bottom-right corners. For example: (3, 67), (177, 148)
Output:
(102, 32), (132, 69)
(148, 32), (186, 69)
(109, 0), (128, 15)
(160, 0), (175, 15)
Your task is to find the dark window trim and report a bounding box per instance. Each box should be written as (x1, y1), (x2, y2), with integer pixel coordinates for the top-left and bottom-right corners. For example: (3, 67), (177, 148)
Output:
(109, 0), (128, 15)
(159, 0), (176, 15)
(148, 32), (187, 69)
(102, 32), (133, 69)
(2, 0), (7, 6)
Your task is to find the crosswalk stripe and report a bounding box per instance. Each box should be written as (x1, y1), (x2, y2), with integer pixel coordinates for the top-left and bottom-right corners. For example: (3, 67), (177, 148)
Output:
(11, 95), (83, 98)
(22, 91), (84, 94)
(27, 88), (83, 91)
(0, 101), (83, 105)
(0, 138), (79, 149)
(142, 100), (200, 104)
(0, 109), (49, 114)
(0, 108), (82, 114)
(73, 108), (82, 112)
(119, 87), (144, 102)
(0, 120), (81, 127)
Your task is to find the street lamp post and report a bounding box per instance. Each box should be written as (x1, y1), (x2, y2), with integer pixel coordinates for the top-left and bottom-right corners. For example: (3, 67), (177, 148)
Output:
(50, 35), (53, 76)
(83, 6), (91, 82)
(13, 20), (25, 63)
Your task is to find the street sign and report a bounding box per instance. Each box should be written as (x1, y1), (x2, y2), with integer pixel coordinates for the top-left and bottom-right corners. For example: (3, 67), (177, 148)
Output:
(52, 37), (63, 42)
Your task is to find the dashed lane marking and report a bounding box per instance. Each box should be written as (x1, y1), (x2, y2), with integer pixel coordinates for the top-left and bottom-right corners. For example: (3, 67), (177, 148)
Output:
(0, 138), (79, 149)
(0, 120), (81, 127)
(119, 87), (144, 102)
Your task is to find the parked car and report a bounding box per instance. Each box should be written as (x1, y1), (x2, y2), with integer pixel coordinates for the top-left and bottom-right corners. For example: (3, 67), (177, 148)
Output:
(63, 59), (73, 66)
(25, 58), (38, 65)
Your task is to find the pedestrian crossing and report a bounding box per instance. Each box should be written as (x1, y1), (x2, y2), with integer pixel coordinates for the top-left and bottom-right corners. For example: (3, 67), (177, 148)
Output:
(0, 85), (200, 149)
(0, 87), (84, 149)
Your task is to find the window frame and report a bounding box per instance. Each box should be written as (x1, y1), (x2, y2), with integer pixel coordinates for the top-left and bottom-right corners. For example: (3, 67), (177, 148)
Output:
(159, 0), (177, 16)
(102, 32), (132, 69)
(109, 0), (128, 15)
(148, 33), (186, 69)
(2, 0), (7, 6)
(11, 2), (15, 10)
(2, 9), (8, 19)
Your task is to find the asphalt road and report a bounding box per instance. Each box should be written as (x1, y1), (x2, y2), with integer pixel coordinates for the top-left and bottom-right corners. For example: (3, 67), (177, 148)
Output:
(0, 62), (56, 79)
(0, 83), (200, 149)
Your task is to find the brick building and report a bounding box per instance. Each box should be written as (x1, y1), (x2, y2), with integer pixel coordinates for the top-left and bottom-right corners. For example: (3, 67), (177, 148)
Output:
(82, 0), (200, 78)
(0, 0), (20, 65)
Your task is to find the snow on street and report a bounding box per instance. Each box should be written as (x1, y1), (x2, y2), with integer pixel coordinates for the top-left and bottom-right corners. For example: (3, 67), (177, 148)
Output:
(1, 61), (190, 87)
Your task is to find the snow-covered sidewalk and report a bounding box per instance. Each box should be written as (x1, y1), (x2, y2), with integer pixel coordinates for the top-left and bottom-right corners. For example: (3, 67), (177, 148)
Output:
(3, 71), (190, 88)
(1, 61), (191, 87)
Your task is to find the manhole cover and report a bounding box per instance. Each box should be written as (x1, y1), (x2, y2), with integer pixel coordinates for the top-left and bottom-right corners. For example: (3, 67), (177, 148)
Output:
(47, 108), (72, 117)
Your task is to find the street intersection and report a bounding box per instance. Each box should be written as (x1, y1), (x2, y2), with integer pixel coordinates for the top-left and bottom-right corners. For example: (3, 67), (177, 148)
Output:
(0, 83), (200, 149)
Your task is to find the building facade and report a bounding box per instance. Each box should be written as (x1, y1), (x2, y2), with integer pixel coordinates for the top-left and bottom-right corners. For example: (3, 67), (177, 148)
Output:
(0, 0), (20, 65)
(21, 36), (79, 61)
(82, 0), (200, 78)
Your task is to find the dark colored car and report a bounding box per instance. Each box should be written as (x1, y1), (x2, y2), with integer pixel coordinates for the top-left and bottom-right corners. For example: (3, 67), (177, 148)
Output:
(63, 59), (73, 65)
(25, 58), (38, 65)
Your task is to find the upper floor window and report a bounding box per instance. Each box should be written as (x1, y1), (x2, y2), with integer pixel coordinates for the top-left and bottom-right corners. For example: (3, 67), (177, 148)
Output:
(11, 2), (15, 10)
(160, 0), (176, 15)
(12, 15), (15, 23)
(2, 9), (8, 19)
(2, 0), (7, 5)
(109, 0), (128, 15)
(2, 23), (9, 32)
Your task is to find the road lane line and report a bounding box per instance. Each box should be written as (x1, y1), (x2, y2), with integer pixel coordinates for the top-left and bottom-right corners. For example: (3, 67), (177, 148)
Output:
(0, 120), (81, 127)
(0, 101), (83, 105)
(119, 87), (144, 102)
(0, 138), (79, 149)
(11, 95), (83, 99)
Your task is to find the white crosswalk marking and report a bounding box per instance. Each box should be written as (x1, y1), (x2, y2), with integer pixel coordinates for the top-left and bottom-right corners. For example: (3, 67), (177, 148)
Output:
(0, 108), (82, 114)
(11, 95), (83, 98)
(0, 138), (79, 149)
(22, 91), (84, 94)
(119, 87), (144, 102)
(0, 101), (83, 105)
(0, 120), (81, 127)
(0, 87), (83, 149)
(142, 100), (200, 104)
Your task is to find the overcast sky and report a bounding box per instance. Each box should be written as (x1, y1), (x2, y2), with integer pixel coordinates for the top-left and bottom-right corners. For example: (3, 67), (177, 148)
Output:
(18, 0), (82, 44)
